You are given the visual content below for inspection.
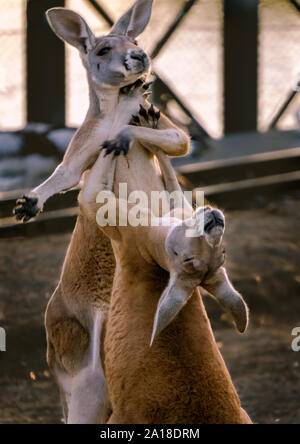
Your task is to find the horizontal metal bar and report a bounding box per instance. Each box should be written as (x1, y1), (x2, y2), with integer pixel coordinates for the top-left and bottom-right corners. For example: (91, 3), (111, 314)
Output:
(199, 170), (300, 209)
(177, 147), (300, 186)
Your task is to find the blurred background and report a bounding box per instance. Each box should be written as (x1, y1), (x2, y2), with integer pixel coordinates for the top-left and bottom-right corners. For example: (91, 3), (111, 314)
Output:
(0, 0), (300, 424)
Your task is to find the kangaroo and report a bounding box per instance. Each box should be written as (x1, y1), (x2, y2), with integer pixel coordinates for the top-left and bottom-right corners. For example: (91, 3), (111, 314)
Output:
(78, 145), (251, 424)
(13, 0), (188, 424)
(13, 0), (250, 424)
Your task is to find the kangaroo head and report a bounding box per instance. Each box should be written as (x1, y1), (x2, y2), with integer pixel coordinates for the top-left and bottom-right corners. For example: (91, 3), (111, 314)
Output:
(46, 0), (153, 89)
(166, 206), (226, 279)
(151, 206), (249, 345)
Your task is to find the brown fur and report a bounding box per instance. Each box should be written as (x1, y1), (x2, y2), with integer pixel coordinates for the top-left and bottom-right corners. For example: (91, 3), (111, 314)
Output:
(105, 260), (250, 424)
(45, 215), (115, 375)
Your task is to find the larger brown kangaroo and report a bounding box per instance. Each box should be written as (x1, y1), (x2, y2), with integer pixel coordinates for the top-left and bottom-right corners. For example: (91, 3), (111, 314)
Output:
(79, 122), (251, 424)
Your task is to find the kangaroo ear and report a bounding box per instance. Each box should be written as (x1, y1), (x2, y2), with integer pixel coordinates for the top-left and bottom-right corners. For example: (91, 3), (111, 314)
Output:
(46, 8), (96, 53)
(203, 268), (249, 333)
(150, 274), (195, 346)
(110, 0), (153, 39)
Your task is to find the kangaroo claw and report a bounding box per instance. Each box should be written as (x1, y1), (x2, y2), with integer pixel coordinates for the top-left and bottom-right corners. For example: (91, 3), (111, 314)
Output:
(131, 114), (141, 126)
(132, 104), (161, 129)
(143, 81), (153, 91)
(103, 133), (132, 157)
(139, 105), (149, 122)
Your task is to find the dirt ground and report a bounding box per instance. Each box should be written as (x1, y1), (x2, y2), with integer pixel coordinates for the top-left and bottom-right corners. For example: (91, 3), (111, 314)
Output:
(0, 196), (300, 424)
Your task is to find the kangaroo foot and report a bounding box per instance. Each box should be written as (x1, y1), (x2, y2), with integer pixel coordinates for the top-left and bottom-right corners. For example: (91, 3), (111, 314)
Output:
(13, 196), (41, 222)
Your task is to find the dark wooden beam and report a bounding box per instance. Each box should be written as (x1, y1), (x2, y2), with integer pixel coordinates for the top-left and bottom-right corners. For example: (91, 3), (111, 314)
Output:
(224, 0), (259, 134)
(0, 214), (76, 239)
(27, 0), (65, 126)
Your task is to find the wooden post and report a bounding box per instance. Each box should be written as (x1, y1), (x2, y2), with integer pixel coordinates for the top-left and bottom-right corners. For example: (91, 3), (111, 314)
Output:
(224, 0), (259, 134)
(26, 0), (65, 126)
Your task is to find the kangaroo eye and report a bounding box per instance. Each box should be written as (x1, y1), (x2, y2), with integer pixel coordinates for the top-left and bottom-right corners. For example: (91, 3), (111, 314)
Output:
(97, 47), (111, 56)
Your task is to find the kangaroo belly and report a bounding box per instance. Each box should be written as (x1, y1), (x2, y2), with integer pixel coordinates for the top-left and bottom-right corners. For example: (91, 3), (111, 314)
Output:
(104, 280), (250, 424)
(114, 142), (166, 197)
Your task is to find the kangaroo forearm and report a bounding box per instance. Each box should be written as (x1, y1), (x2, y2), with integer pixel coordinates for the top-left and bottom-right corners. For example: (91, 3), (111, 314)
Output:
(31, 123), (107, 207)
(32, 163), (82, 208)
(130, 126), (190, 157)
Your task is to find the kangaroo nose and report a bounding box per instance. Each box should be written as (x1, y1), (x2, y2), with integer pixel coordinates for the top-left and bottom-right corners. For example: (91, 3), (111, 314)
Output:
(131, 51), (146, 63)
(204, 211), (225, 233)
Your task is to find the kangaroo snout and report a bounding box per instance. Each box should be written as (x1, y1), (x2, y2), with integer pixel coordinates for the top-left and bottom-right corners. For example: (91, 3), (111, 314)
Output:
(125, 49), (150, 73)
(130, 50), (146, 63)
(204, 209), (225, 233)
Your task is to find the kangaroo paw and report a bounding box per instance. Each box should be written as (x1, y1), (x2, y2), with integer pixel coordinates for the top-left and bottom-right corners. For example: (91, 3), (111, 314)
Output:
(13, 196), (41, 223)
(121, 78), (153, 102)
(130, 114), (141, 126)
(103, 133), (132, 157)
(120, 77), (148, 95)
(148, 104), (161, 129)
(137, 104), (161, 129)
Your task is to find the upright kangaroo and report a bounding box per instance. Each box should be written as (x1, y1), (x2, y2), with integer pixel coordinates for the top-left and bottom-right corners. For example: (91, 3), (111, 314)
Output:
(14, 0), (189, 424)
(14, 0), (250, 424)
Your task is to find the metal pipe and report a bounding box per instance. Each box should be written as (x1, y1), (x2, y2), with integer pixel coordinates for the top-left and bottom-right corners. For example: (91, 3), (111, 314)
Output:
(86, 0), (114, 26)
(269, 80), (300, 130)
(151, 0), (198, 59)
